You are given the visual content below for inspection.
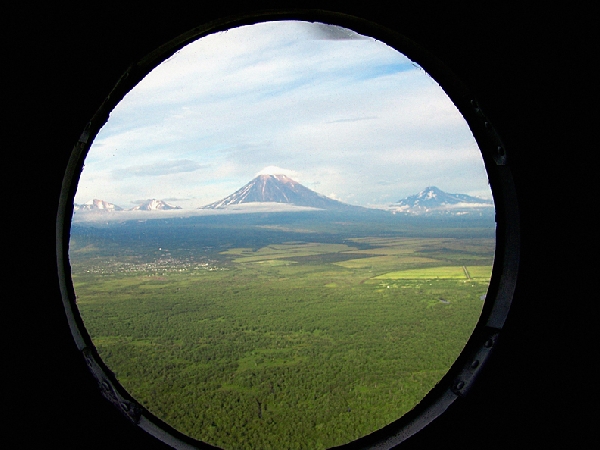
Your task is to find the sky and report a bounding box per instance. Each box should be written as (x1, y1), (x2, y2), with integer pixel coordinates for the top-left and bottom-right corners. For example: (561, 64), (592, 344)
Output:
(75, 21), (492, 211)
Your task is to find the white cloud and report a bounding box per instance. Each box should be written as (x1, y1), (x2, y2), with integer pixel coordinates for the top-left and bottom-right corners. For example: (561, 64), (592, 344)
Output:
(256, 166), (299, 177)
(76, 20), (491, 209)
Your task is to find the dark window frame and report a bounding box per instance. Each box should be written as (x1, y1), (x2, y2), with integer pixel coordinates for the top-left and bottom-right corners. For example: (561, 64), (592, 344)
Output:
(56, 9), (520, 450)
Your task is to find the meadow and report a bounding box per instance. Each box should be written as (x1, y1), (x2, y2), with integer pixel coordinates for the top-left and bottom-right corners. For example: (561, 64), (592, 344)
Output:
(70, 214), (494, 449)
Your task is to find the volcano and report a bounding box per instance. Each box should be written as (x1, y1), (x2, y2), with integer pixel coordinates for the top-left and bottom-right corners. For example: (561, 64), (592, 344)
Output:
(200, 174), (362, 211)
(131, 199), (182, 211)
(393, 186), (494, 215)
(73, 199), (123, 211)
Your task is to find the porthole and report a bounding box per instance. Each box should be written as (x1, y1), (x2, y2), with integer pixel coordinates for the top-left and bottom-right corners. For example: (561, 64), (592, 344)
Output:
(57, 11), (518, 450)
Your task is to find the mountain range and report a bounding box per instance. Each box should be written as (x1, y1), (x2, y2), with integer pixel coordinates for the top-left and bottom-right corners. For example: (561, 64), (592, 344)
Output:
(74, 180), (492, 217)
(73, 199), (123, 211)
(131, 199), (182, 211)
(74, 198), (181, 212)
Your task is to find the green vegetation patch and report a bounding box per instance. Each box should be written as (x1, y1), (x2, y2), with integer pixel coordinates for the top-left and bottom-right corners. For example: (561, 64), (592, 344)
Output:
(377, 266), (470, 279)
(374, 265), (492, 281)
(227, 242), (358, 263)
(465, 265), (493, 280)
(254, 259), (298, 266)
(335, 255), (440, 269)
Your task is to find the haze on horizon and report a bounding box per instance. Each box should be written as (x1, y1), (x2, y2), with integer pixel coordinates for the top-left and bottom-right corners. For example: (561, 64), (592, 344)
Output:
(74, 21), (492, 211)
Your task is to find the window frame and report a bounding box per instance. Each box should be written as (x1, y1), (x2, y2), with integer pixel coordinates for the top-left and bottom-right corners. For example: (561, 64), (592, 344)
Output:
(56, 9), (519, 449)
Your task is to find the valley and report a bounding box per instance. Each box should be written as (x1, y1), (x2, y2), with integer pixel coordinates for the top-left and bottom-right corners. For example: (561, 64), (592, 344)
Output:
(70, 211), (494, 449)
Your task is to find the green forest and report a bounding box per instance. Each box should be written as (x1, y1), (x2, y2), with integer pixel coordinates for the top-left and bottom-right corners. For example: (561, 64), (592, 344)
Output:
(70, 217), (494, 449)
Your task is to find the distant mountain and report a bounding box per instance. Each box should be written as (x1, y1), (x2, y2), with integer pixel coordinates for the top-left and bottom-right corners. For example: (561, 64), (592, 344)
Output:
(131, 199), (182, 211)
(392, 186), (494, 215)
(74, 199), (123, 211)
(201, 174), (365, 211)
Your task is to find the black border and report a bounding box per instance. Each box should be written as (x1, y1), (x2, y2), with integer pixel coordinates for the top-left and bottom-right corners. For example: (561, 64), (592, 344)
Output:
(8, 2), (594, 450)
(56, 10), (519, 450)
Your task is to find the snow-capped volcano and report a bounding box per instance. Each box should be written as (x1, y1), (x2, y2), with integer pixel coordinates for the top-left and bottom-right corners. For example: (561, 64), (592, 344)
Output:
(73, 199), (123, 211)
(131, 199), (182, 211)
(201, 174), (360, 211)
(392, 186), (493, 215)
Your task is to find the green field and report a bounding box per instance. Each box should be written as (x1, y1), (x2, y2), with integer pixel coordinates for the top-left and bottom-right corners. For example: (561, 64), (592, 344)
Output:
(71, 222), (494, 450)
(375, 265), (492, 280)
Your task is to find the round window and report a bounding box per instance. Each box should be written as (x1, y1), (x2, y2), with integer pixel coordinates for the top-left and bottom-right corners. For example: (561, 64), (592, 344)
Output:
(58, 16), (517, 450)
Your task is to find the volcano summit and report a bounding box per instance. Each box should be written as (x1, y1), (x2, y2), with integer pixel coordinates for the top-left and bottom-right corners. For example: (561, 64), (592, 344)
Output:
(392, 186), (494, 215)
(201, 174), (362, 211)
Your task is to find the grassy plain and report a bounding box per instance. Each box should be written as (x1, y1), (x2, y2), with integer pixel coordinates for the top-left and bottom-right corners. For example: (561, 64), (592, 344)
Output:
(70, 214), (494, 449)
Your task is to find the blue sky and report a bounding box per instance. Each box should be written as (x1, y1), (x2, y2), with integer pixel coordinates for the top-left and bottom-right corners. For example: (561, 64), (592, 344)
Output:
(75, 21), (492, 210)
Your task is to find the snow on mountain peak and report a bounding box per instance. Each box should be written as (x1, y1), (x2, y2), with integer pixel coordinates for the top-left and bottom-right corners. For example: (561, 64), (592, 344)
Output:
(74, 199), (123, 211)
(131, 199), (182, 211)
(393, 186), (493, 216)
(201, 173), (364, 211)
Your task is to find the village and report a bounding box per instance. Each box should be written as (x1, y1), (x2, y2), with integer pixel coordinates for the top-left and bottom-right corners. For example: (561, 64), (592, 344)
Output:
(73, 255), (227, 276)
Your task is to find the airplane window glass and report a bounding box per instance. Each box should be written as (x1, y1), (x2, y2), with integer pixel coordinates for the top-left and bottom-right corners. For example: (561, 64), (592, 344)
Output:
(69, 20), (495, 449)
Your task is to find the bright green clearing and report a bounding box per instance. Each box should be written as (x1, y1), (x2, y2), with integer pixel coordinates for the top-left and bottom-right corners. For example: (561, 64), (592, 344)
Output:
(376, 265), (492, 280)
